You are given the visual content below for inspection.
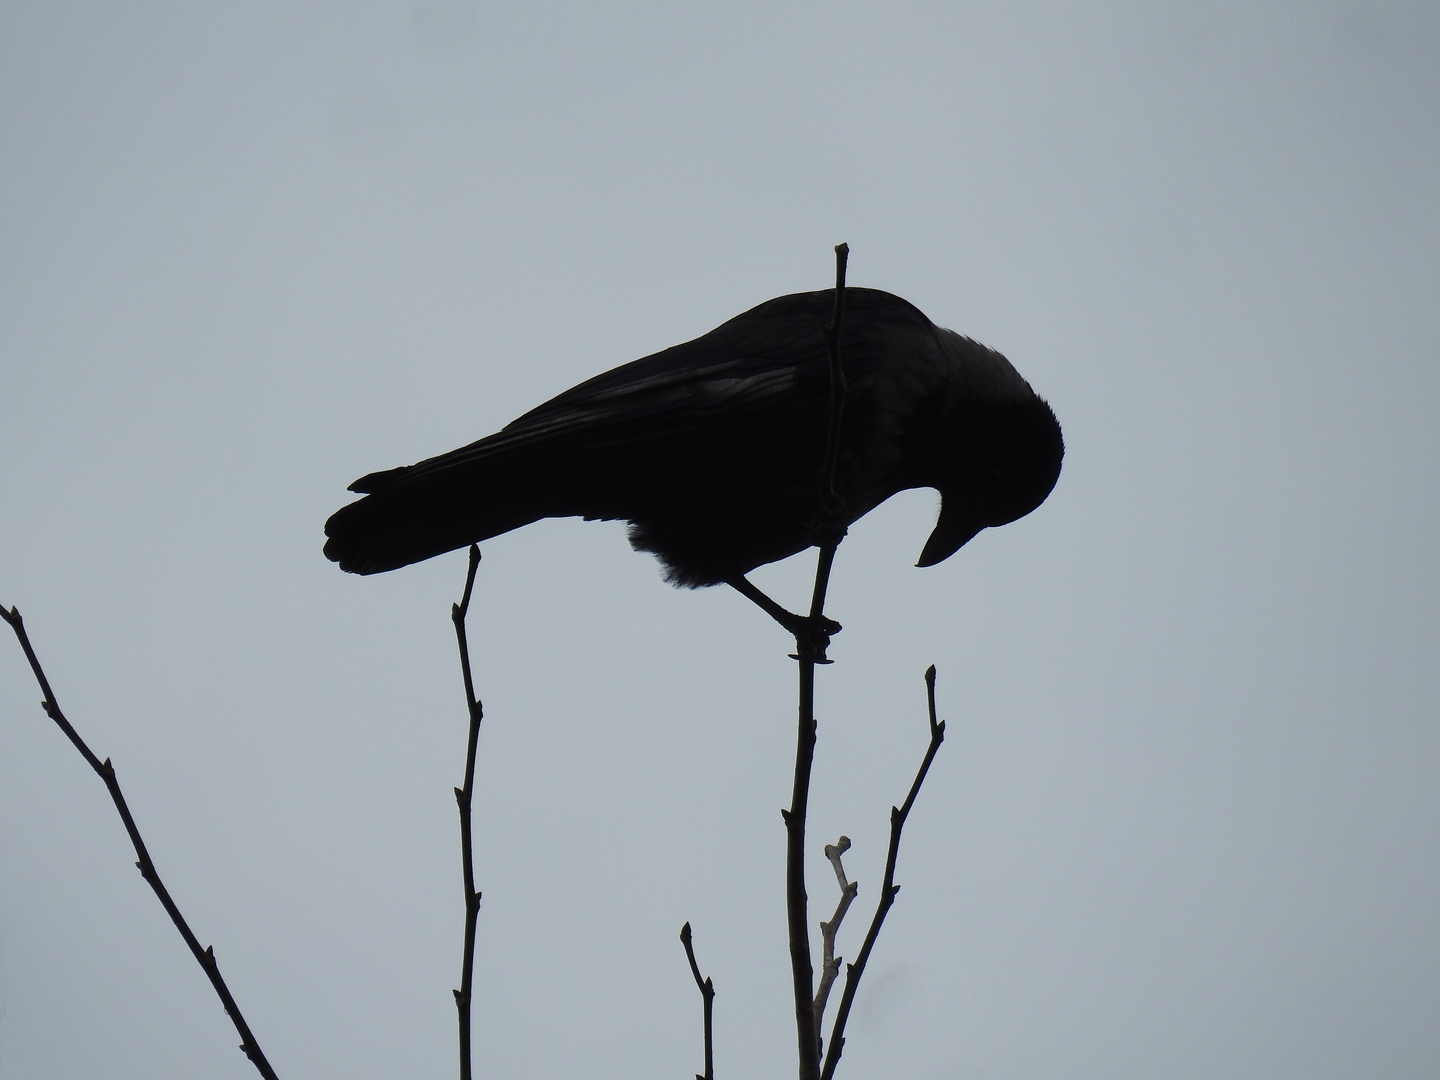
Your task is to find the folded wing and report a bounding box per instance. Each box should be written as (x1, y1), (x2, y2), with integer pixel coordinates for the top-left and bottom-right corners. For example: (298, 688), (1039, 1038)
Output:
(323, 290), (863, 574)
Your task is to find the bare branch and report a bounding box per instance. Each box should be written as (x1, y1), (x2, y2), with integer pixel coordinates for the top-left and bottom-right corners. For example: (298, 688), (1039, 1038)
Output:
(820, 665), (947, 1080)
(1, 605), (281, 1080)
(450, 545), (485, 1080)
(679, 922), (716, 1080)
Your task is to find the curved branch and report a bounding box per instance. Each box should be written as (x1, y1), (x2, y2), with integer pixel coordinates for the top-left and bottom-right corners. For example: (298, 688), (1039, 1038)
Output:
(820, 665), (946, 1080)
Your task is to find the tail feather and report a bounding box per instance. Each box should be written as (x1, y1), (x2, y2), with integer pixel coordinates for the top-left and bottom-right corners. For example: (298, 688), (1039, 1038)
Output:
(347, 464), (412, 494)
(323, 469), (551, 575)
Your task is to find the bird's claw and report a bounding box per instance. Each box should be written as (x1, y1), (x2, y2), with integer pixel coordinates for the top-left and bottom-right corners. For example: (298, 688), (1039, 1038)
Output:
(785, 613), (842, 665)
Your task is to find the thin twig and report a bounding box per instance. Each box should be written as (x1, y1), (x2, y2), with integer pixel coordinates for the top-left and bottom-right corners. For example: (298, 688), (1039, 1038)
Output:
(679, 922), (716, 1080)
(450, 545), (485, 1080)
(818, 242), (851, 498)
(820, 666), (947, 1080)
(0, 605), (281, 1080)
(784, 242), (851, 1079)
(813, 836), (858, 1034)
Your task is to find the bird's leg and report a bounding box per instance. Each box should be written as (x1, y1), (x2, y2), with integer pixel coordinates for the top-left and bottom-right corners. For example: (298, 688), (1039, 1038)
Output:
(726, 575), (842, 663)
(811, 490), (851, 545)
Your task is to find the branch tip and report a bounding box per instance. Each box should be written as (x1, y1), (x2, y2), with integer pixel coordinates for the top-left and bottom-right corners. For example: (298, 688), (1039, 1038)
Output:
(679, 919), (715, 1079)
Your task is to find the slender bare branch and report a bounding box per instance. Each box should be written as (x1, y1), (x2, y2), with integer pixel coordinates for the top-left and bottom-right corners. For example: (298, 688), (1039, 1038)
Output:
(1, 605), (281, 1080)
(820, 665), (946, 1080)
(679, 922), (716, 1080)
(813, 836), (858, 1033)
(450, 545), (485, 1080)
(783, 242), (851, 1079)
(818, 242), (851, 497)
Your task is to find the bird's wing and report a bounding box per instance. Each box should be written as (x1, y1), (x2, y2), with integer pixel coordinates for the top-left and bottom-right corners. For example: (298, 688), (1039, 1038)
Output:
(350, 288), (938, 495)
(349, 293), (851, 495)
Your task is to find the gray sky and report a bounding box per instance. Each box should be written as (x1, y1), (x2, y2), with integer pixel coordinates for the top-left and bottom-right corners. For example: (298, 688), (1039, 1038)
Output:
(2, 2), (1438, 1077)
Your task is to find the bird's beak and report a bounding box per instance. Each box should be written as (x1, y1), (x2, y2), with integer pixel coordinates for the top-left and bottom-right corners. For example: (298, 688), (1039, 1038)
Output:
(916, 499), (985, 567)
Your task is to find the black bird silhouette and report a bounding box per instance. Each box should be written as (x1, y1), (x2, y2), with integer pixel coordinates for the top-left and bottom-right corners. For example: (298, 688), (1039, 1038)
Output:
(324, 288), (1062, 612)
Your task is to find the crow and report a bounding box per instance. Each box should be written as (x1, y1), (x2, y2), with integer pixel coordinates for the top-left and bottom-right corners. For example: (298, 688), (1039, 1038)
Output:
(324, 288), (1062, 615)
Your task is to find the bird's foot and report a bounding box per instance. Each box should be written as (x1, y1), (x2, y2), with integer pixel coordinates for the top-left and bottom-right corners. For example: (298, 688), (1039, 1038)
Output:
(786, 613), (842, 665)
(726, 576), (842, 664)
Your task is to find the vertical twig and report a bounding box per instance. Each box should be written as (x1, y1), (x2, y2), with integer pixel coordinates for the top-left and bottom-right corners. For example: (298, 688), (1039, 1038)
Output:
(0, 605), (281, 1080)
(450, 545), (485, 1080)
(784, 241), (851, 1079)
(820, 666), (947, 1080)
(818, 243), (851, 498)
(679, 922), (716, 1080)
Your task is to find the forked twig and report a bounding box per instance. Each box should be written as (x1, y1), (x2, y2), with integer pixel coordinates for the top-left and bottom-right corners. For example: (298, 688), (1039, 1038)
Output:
(813, 836), (858, 1033)
(450, 545), (486, 1080)
(679, 922), (716, 1080)
(820, 665), (947, 1080)
(783, 241), (851, 1080)
(1, 605), (280, 1080)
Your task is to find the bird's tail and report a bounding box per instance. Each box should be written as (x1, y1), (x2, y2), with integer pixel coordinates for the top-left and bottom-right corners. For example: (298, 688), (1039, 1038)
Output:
(322, 463), (550, 575)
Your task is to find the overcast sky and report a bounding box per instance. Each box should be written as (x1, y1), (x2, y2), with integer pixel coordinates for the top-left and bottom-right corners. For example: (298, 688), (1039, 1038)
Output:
(2, 2), (1438, 1078)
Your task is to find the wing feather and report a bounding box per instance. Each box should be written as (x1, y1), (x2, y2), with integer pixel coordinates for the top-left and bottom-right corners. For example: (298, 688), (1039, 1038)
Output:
(354, 293), (845, 493)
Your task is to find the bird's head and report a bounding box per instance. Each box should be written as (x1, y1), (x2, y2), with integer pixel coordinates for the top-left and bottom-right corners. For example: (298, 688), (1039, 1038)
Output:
(916, 395), (1064, 567)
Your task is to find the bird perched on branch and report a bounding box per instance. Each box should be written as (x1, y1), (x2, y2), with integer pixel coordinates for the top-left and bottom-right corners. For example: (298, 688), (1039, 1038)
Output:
(324, 288), (1062, 601)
